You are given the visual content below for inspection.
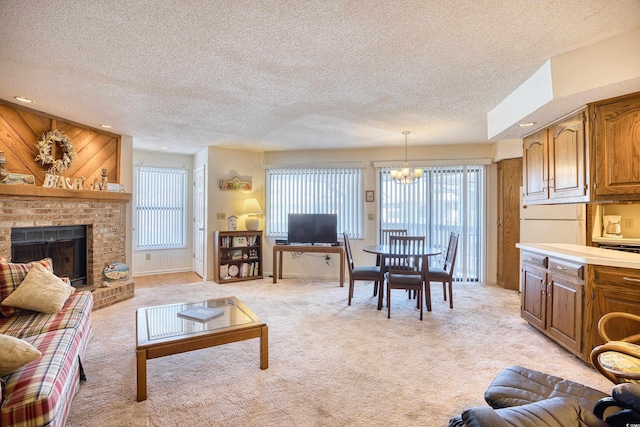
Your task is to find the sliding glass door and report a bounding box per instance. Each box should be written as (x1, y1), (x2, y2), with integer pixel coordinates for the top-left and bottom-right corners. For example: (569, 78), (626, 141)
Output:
(379, 165), (485, 282)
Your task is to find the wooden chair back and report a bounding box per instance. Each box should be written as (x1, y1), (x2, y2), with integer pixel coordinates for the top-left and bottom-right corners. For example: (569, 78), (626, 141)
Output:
(443, 232), (460, 273)
(381, 229), (408, 245)
(388, 235), (425, 276)
(343, 232), (355, 273)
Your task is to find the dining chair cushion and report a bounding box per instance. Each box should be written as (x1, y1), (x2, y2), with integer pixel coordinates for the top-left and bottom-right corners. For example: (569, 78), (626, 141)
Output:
(596, 341), (640, 383)
(385, 272), (422, 286)
(428, 266), (449, 279)
(352, 266), (381, 278)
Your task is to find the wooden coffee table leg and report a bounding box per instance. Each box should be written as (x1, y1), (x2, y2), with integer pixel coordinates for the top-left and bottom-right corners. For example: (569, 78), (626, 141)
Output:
(136, 348), (147, 401)
(260, 325), (269, 370)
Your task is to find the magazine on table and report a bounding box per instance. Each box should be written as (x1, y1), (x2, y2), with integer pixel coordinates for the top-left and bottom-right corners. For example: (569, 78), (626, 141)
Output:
(177, 306), (224, 322)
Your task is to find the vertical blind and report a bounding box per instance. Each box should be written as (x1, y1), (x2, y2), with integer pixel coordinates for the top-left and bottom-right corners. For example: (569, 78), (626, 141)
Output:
(134, 165), (187, 249)
(379, 165), (485, 281)
(266, 168), (363, 238)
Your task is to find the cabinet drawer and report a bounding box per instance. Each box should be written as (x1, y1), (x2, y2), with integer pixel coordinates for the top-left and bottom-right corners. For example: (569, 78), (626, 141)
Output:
(548, 258), (584, 280)
(593, 265), (640, 287)
(522, 251), (548, 269)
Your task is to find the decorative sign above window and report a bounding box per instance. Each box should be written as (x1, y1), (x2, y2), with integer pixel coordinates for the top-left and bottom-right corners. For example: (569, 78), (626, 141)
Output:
(219, 176), (252, 191)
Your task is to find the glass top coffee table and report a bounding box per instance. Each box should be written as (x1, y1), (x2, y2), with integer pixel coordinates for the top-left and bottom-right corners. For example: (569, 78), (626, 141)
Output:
(136, 296), (268, 401)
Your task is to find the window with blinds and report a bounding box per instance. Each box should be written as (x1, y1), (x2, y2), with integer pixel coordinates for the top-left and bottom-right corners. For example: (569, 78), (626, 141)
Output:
(379, 165), (485, 281)
(134, 165), (187, 250)
(266, 167), (363, 238)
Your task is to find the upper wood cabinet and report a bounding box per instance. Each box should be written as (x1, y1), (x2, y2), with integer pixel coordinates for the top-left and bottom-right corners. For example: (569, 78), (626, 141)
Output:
(591, 92), (640, 199)
(523, 109), (588, 204)
(549, 113), (588, 200)
(523, 91), (640, 205)
(523, 129), (548, 202)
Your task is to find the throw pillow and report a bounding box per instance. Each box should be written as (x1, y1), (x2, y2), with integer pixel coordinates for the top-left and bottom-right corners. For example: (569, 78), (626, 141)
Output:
(0, 258), (54, 317)
(1, 263), (75, 314)
(0, 334), (42, 376)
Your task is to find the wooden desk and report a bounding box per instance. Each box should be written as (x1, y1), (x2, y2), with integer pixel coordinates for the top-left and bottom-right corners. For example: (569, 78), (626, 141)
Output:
(273, 244), (345, 286)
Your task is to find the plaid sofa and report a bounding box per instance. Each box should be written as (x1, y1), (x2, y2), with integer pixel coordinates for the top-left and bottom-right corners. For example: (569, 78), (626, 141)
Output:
(0, 290), (93, 427)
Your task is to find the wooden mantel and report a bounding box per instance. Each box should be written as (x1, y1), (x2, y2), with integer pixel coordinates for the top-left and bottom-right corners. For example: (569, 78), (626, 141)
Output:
(0, 185), (131, 202)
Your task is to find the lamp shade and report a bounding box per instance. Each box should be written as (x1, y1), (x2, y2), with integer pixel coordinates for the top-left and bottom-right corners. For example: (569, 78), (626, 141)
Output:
(241, 198), (263, 215)
(241, 198), (262, 231)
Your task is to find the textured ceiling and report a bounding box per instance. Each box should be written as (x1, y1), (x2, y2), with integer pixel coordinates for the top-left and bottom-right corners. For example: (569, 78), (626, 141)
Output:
(1, 1), (640, 154)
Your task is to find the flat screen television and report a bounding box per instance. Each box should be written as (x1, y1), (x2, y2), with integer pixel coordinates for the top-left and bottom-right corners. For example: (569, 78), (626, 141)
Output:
(288, 214), (338, 245)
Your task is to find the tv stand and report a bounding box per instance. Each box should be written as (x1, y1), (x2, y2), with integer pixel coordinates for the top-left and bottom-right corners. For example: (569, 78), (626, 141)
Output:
(273, 244), (345, 286)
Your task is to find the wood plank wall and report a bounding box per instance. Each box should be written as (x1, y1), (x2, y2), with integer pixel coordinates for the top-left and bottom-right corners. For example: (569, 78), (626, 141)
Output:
(0, 100), (121, 187)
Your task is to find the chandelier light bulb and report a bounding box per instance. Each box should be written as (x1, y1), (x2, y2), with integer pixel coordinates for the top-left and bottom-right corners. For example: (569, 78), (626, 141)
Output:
(391, 131), (422, 184)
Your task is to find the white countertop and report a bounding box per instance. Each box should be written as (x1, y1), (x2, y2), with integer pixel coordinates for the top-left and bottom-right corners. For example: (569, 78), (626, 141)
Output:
(516, 243), (640, 269)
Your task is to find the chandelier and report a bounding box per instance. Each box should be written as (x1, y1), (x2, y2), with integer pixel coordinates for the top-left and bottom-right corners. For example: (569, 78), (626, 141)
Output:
(390, 131), (422, 184)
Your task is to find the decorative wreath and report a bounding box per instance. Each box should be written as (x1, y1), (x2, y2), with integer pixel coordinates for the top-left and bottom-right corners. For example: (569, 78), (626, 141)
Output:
(35, 129), (77, 175)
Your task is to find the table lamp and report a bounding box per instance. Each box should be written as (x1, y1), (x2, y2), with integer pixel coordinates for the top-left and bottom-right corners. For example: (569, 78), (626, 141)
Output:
(241, 198), (263, 231)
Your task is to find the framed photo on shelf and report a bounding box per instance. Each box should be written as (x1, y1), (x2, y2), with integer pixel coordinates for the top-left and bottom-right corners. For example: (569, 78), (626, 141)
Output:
(227, 215), (238, 231)
(219, 264), (229, 279)
(365, 190), (374, 203)
(232, 236), (248, 247)
(227, 249), (243, 260)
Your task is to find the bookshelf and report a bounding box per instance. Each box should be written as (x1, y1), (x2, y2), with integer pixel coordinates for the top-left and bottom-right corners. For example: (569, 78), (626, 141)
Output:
(214, 230), (263, 283)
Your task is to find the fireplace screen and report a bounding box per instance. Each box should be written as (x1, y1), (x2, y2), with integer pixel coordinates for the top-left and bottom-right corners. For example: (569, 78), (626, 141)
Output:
(11, 226), (87, 287)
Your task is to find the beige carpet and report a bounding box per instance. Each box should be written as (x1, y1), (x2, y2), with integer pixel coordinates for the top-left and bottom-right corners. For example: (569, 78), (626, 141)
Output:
(66, 275), (612, 427)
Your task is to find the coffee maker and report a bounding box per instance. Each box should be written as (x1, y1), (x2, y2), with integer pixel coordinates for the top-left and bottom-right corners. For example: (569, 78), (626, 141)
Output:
(603, 215), (623, 238)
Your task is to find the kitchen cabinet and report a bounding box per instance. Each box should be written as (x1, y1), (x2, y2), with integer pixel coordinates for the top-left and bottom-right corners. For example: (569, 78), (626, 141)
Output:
(587, 265), (640, 352)
(520, 251), (584, 356)
(545, 258), (584, 354)
(522, 129), (548, 203)
(522, 91), (640, 205)
(518, 243), (640, 363)
(521, 252), (547, 329)
(591, 92), (640, 199)
(523, 109), (588, 205)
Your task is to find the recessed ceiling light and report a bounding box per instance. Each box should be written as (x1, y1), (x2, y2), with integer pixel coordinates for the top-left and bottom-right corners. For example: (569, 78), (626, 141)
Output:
(14, 96), (33, 103)
(160, 146), (169, 150)
(518, 122), (535, 127)
(100, 124), (112, 129)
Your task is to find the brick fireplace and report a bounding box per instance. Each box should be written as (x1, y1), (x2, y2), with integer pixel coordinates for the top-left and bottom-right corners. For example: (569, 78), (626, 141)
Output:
(0, 189), (134, 310)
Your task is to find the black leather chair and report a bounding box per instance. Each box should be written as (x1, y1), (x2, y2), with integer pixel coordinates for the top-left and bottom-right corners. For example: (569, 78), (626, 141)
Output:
(449, 366), (640, 427)
(449, 366), (609, 427)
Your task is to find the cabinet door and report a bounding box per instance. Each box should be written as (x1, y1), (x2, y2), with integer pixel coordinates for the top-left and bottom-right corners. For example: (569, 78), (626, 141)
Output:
(592, 286), (640, 345)
(594, 94), (640, 196)
(546, 273), (583, 355)
(548, 111), (587, 201)
(521, 266), (546, 330)
(523, 129), (548, 203)
(589, 265), (640, 352)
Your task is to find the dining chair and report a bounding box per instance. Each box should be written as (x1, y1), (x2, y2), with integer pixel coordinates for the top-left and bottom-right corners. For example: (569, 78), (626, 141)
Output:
(343, 232), (382, 306)
(381, 229), (408, 245)
(427, 232), (459, 309)
(385, 235), (427, 320)
(591, 312), (640, 384)
(372, 229), (408, 297)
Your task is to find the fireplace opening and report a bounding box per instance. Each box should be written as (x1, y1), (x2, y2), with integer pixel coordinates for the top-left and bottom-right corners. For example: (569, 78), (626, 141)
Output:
(11, 226), (87, 287)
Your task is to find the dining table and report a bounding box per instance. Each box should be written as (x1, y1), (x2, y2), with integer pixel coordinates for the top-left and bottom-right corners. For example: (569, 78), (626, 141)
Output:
(362, 244), (442, 310)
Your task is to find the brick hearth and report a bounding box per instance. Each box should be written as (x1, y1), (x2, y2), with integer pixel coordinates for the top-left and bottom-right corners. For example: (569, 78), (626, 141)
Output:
(0, 194), (134, 310)
(92, 280), (135, 310)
